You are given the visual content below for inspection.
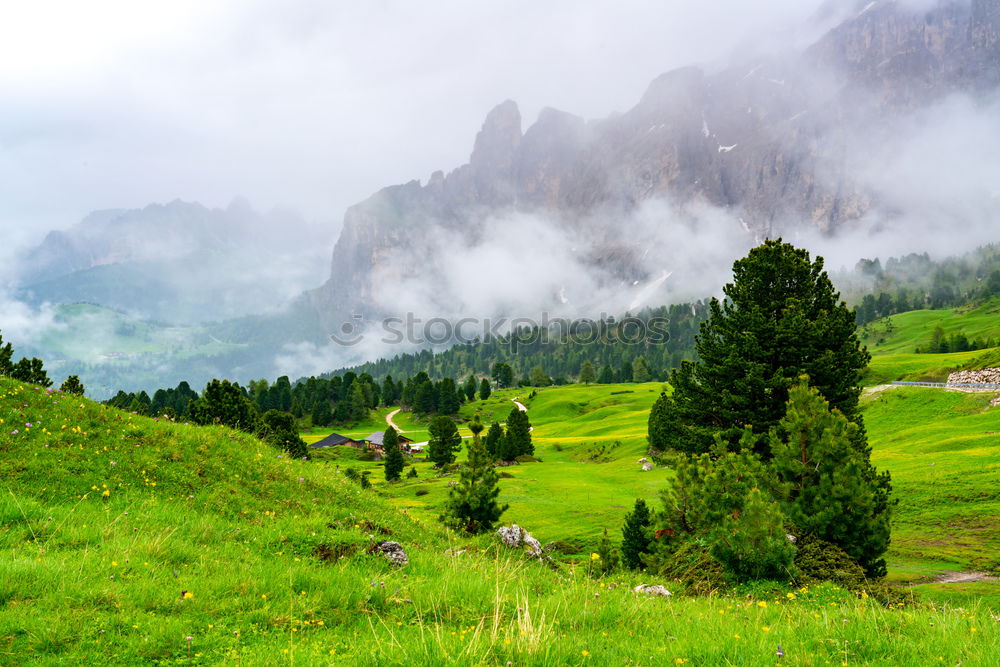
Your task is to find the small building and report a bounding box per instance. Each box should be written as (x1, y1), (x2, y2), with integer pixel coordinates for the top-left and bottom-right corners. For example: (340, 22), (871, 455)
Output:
(364, 431), (414, 458)
(309, 432), (362, 449)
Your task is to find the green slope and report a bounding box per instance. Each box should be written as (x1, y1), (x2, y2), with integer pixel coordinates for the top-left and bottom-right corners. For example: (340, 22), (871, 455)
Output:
(3, 377), (1000, 664)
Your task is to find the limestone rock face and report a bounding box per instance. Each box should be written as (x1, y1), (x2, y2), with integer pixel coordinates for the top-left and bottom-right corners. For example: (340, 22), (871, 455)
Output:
(310, 0), (1000, 332)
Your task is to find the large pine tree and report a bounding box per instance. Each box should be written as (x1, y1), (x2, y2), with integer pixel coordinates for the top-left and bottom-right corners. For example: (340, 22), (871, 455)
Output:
(650, 240), (870, 457)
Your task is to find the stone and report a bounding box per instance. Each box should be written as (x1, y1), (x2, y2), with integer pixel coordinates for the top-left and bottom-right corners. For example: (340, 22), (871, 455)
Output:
(496, 524), (544, 558)
(372, 541), (408, 566)
(641, 461), (654, 472)
(634, 584), (672, 598)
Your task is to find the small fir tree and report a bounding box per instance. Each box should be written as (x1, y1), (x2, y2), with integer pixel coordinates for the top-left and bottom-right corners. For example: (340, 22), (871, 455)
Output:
(484, 422), (504, 459)
(769, 380), (892, 577)
(505, 406), (533, 457)
(632, 356), (651, 383)
(383, 426), (404, 482)
(579, 361), (596, 384)
(597, 364), (615, 384)
(60, 375), (85, 396)
(596, 527), (620, 574)
(441, 418), (507, 533)
(427, 416), (462, 467)
(621, 498), (653, 569)
(463, 375), (478, 402)
(479, 377), (492, 401)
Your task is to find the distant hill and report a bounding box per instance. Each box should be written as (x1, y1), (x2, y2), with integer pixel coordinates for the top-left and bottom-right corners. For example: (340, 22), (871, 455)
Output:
(14, 198), (332, 324)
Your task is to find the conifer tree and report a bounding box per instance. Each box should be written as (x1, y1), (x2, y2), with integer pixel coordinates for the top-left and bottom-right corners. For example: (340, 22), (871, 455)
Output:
(596, 527), (620, 573)
(479, 377), (492, 401)
(259, 409), (307, 458)
(437, 378), (460, 415)
(579, 361), (596, 384)
(464, 375), (478, 402)
(441, 417), (507, 533)
(383, 426), (404, 482)
(597, 364), (615, 384)
(632, 356), (651, 383)
(621, 498), (653, 569)
(652, 240), (870, 457)
(60, 375), (85, 396)
(0, 330), (13, 376)
(484, 422), (504, 459)
(427, 416), (462, 467)
(769, 380), (891, 577)
(708, 487), (795, 582)
(505, 406), (533, 457)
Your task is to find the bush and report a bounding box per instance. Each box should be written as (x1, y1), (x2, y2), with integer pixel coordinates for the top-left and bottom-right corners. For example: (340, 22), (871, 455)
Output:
(514, 454), (539, 463)
(793, 536), (867, 590)
(708, 488), (795, 583)
(415, 489), (429, 497)
(649, 541), (726, 595)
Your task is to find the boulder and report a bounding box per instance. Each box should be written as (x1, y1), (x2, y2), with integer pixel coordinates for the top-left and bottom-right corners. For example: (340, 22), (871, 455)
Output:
(634, 584), (672, 598)
(496, 524), (543, 558)
(641, 461), (654, 471)
(372, 541), (408, 566)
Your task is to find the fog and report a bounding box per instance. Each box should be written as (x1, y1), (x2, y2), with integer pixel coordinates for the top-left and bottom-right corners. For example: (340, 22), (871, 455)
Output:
(3, 0), (1000, 385)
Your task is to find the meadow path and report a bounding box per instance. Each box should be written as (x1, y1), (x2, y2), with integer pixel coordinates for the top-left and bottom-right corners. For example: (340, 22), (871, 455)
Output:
(386, 408), (404, 432)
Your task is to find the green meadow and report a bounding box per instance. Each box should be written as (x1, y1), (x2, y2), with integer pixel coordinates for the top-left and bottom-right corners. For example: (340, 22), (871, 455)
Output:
(3, 376), (999, 664)
(2, 301), (1000, 663)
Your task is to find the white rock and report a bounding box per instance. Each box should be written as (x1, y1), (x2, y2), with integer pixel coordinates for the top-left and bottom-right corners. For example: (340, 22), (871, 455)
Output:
(634, 584), (672, 598)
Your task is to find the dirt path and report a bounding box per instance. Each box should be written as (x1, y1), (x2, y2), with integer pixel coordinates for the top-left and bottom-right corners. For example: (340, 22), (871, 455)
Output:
(511, 398), (534, 431)
(385, 408), (404, 433)
(931, 571), (998, 584)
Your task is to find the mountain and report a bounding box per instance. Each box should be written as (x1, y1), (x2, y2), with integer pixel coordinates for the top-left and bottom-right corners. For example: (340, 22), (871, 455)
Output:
(309, 0), (1000, 337)
(14, 198), (332, 324)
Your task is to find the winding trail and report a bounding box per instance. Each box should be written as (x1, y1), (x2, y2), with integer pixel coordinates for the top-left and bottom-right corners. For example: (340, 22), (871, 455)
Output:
(511, 398), (534, 432)
(385, 408), (404, 433)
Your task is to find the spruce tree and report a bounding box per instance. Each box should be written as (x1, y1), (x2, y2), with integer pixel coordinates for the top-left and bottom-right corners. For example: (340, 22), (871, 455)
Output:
(427, 416), (462, 467)
(441, 419), (508, 533)
(769, 380), (891, 577)
(621, 498), (653, 569)
(632, 356), (651, 383)
(484, 422), (504, 459)
(60, 375), (85, 396)
(597, 364), (615, 384)
(579, 361), (596, 384)
(479, 378), (492, 401)
(652, 240), (870, 457)
(505, 406), (533, 457)
(463, 375), (478, 402)
(437, 378), (460, 414)
(383, 426), (404, 482)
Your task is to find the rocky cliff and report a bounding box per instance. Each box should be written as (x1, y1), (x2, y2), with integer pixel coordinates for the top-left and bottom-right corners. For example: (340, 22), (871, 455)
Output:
(311, 0), (1000, 334)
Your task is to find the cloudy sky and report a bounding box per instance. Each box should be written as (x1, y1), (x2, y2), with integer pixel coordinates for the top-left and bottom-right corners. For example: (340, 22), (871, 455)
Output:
(0, 0), (838, 254)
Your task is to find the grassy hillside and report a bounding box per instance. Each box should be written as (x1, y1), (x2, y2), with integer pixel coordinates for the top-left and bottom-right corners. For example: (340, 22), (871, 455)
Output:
(345, 381), (1000, 608)
(5, 377), (1000, 664)
(862, 298), (1000, 384)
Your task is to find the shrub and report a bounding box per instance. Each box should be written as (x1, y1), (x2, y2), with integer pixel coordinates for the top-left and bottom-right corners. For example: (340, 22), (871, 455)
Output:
(415, 489), (429, 497)
(793, 536), (867, 590)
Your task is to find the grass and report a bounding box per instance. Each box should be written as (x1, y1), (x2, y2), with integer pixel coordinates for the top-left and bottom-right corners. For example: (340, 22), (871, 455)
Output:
(862, 387), (1000, 595)
(3, 371), (1000, 663)
(861, 297), (1000, 385)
